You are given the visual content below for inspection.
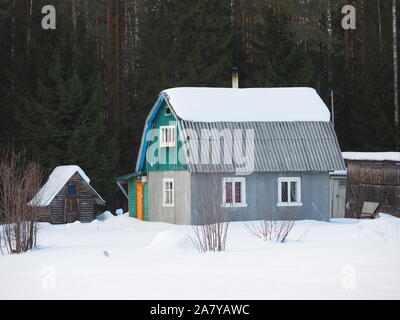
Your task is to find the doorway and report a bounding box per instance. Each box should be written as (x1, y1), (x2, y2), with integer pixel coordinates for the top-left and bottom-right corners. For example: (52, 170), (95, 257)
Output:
(65, 184), (79, 223)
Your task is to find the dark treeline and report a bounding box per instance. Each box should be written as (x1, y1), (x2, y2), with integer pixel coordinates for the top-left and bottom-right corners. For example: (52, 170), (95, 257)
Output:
(0, 0), (398, 210)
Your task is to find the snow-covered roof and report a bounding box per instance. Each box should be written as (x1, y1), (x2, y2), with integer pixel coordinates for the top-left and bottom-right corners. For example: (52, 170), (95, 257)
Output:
(162, 87), (331, 122)
(342, 152), (400, 162)
(329, 170), (347, 176)
(29, 165), (104, 207)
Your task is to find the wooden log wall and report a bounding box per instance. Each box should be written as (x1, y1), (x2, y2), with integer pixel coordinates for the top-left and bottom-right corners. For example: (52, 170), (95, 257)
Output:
(49, 173), (96, 224)
(345, 160), (400, 218)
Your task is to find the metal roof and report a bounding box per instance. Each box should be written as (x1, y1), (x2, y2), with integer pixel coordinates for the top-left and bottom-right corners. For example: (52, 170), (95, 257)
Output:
(116, 172), (143, 181)
(179, 120), (346, 173)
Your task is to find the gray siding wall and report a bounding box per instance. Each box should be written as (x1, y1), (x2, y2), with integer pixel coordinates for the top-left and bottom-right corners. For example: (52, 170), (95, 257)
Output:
(148, 171), (191, 224)
(190, 172), (330, 224)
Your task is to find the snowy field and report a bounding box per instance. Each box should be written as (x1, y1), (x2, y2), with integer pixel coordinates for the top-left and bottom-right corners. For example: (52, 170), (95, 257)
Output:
(0, 213), (400, 300)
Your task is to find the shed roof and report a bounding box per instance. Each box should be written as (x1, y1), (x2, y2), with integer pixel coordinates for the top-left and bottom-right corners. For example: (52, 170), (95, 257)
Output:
(342, 152), (400, 162)
(179, 120), (346, 173)
(29, 165), (105, 206)
(162, 87), (331, 122)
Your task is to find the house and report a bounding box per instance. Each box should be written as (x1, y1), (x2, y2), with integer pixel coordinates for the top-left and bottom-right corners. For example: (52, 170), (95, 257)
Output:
(342, 152), (400, 218)
(30, 165), (105, 224)
(116, 86), (345, 224)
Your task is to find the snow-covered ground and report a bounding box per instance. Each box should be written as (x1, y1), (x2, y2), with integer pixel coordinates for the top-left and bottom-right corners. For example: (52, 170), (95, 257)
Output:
(1, 213), (399, 300)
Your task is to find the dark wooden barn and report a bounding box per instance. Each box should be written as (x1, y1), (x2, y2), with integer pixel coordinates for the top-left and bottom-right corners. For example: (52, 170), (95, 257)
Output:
(29, 166), (105, 224)
(343, 152), (400, 218)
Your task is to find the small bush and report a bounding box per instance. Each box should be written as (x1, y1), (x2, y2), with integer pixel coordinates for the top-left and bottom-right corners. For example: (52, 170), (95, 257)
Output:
(192, 174), (231, 253)
(246, 211), (297, 243)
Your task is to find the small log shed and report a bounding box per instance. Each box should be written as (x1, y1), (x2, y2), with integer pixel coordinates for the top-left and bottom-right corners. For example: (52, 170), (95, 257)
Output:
(29, 165), (105, 224)
(343, 152), (400, 218)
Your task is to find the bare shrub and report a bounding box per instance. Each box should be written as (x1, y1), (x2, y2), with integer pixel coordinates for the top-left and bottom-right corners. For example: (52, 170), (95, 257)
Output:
(192, 174), (232, 253)
(0, 152), (42, 254)
(246, 210), (298, 243)
(0, 223), (2, 255)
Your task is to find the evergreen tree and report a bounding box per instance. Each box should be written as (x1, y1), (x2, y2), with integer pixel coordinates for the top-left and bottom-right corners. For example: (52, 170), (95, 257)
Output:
(245, 5), (314, 88)
(15, 4), (119, 204)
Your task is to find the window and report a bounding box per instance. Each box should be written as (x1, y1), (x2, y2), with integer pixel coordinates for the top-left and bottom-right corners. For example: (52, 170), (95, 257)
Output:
(67, 184), (77, 196)
(159, 125), (176, 147)
(162, 178), (174, 207)
(222, 177), (247, 207)
(277, 177), (302, 206)
(165, 107), (171, 115)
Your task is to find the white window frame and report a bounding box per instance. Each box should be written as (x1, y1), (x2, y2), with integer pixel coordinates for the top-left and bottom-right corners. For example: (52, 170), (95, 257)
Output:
(222, 177), (247, 208)
(162, 178), (174, 207)
(159, 125), (176, 147)
(277, 177), (302, 207)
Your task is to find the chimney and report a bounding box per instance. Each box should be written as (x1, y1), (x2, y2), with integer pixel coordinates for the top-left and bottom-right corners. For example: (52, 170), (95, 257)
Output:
(232, 67), (239, 88)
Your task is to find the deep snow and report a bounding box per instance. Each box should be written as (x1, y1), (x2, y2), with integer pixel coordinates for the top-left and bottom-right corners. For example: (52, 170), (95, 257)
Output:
(0, 214), (399, 300)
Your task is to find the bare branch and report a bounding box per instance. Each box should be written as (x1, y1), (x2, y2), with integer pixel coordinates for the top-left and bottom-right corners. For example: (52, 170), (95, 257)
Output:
(192, 174), (231, 253)
(245, 210), (298, 243)
(0, 152), (42, 254)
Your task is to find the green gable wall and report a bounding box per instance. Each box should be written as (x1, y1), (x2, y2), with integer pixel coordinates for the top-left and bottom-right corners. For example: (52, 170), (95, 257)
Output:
(145, 101), (187, 172)
(128, 178), (135, 218)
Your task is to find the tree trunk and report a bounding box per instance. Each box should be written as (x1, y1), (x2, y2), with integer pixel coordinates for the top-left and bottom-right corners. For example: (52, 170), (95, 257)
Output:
(393, 0), (399, 128)
(237, 0), (253, 64)
(360, 0), (367, 66)
(10, 0), (15, 90)
(106, 0), (115, 129)
(96, 15), (101, 60)
(378, 0), (383, 58)
(327, 0), (333, 83)
(72, 0), (77, 28)
(115, 0), (124, 136)
(344, 0), (352, 77)
(26, 0), (33, 58)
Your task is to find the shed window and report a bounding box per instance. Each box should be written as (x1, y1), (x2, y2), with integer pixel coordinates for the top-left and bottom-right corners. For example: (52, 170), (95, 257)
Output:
(162, 178), (174, 207)
(222, 177), (247, 207)
(160, 125), (176, 147)
(68, 184), (77, 196)
(277, 177), (302, 206)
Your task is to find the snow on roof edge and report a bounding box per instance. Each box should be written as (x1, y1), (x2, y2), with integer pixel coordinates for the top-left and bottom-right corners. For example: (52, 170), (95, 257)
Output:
(342, 152), (400, 162)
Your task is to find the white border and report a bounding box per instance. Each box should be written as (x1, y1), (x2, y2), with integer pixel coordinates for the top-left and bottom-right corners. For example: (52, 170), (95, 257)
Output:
(162, 178), (174, 207)
(222, 177), (247, 208)
(159, 125), (176, 147)
(277, 177), (302, 207)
